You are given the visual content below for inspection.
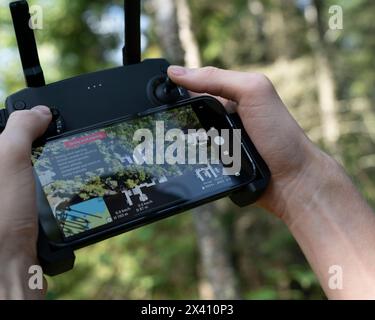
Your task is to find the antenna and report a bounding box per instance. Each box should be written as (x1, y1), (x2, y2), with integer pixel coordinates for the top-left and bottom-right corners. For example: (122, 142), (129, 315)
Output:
(10, 0), (45, 87)
(123, 0), (141, 65)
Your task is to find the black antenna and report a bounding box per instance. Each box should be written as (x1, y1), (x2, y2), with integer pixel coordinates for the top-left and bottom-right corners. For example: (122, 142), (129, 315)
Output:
(123, 0), (141, 65)
(10, 0), (45, 87)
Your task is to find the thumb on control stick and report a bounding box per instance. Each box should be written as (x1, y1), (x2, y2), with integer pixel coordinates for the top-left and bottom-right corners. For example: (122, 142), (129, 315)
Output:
(0, 106), (52, 161)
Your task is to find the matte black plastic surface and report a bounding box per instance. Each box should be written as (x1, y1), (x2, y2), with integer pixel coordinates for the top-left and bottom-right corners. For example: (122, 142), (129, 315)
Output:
(228, 113), (271, 207)
(10, 1), (45, 87)
(6, 59), (188, 131)
(123, 0), (141, 65)
(37, 226), (75, 276)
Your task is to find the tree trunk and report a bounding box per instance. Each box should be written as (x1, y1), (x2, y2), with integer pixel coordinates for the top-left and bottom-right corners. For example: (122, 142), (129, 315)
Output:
(192, 202), (241, 300)
(304, 0), (341, 159)
(248, 0), (268, 62)
(151, 0), (241, 299)
(150, 0), (185, 65)
(175, 0), (201, 68)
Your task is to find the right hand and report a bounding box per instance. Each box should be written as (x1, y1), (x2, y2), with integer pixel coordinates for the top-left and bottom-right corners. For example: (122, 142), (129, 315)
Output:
(169, 66), (375, 300)
(168, 66), (332, 222)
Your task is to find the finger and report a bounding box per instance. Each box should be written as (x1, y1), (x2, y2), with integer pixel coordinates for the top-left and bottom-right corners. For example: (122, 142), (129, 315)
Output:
(188, 91), (238, 113)
(168, 66), (253, 102)
(189, 90), (228, 105)
(1, 106), (52, 150)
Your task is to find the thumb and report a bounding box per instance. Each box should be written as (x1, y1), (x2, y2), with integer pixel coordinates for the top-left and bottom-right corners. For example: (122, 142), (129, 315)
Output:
(1, 106), (52, 157)
(168, 66), (253, 102)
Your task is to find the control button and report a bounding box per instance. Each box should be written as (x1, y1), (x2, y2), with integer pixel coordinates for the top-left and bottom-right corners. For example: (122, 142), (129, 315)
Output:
(13, 100), (26, 110)
(147, 74), (183, 106)
(49, 107), (60, 121)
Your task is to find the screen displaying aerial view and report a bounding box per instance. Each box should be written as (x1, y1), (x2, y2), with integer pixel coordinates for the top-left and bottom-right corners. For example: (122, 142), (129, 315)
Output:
(32, 105), (241, 239)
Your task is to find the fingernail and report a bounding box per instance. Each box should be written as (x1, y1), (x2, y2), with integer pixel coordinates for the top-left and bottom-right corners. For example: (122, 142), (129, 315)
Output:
(32, 105), (51, 116)
(169, 65), (188, 76)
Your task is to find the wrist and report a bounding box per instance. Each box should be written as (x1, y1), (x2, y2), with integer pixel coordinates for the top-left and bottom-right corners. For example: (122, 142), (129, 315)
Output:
(282, 147), (341, 226)
(0, 246), (43, 299)
(0, 226), (39, 273)
(259, 141), (341, 225)
(0, 226), (44, 299)
(274, 146), (375, 299)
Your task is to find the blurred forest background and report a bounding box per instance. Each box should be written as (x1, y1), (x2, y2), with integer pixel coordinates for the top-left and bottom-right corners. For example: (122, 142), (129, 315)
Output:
(0, 0), (374, 299)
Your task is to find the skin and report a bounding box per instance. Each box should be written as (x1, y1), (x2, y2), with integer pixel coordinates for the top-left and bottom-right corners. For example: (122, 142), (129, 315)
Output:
(0, 106), (51, 299)
(1, 66), (375, 299)
(168, 66), (375, 299)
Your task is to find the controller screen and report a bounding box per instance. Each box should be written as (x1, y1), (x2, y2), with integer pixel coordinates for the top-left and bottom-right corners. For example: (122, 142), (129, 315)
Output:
(32, 105), (247, 239)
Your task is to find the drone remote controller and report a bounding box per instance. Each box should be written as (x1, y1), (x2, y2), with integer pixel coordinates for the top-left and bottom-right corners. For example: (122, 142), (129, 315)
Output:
(1, 0), (270, 275)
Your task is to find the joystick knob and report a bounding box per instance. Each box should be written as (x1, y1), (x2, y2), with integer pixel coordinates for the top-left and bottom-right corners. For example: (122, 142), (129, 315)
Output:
(147, 75), (182, 106)
(154, 77), (181, 104)
(46, 107), (65, 136)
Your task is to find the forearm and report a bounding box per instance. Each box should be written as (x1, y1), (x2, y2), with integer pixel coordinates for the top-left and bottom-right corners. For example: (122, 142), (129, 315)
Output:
(0, 235), (44, 300)
(281, 149), (375, 299)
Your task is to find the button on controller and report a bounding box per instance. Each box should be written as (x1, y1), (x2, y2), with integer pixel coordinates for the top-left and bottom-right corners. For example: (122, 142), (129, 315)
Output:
(13, 100), (26, 110)
(47, 107), (65, 136)
(50, 106), (60, 121)
(147, 75), (182, 106)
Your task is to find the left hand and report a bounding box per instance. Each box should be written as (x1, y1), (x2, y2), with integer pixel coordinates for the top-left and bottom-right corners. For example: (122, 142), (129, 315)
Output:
(0, 106), (51, 299)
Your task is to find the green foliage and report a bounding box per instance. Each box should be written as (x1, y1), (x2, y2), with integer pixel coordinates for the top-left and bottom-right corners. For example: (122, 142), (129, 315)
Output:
(46, 213), (199, 299)
(0, 0), (373, 300)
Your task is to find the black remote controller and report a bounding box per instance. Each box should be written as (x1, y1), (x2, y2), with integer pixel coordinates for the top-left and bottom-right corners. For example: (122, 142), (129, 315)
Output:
(2, 0), (270, 276)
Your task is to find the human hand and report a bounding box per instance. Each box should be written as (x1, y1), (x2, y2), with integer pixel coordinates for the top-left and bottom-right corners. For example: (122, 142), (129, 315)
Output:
(167, 66), (328, 222)
(0, 106), (51, 299)
(168, 66), (375, 299)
